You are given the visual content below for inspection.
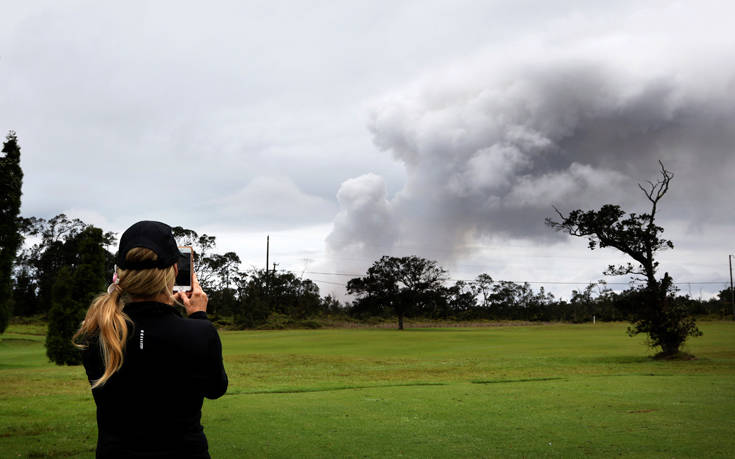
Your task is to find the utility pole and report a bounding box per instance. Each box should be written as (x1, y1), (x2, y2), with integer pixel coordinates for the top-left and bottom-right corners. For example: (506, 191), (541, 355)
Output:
(730, 254), (734, 320)
(265, 235), (270, 295)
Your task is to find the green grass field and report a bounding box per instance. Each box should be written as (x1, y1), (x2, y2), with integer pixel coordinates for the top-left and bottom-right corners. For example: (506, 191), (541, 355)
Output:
(1, 321), (734, 458)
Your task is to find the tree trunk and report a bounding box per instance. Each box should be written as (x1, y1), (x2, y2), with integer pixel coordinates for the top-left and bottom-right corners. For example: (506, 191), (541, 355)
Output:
(644, 260), (657, 292)
(398, 313), (404, 330)
(660, 342), (679, 356)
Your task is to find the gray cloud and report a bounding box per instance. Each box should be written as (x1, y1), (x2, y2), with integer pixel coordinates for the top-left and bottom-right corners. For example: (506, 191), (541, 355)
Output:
(206, 176), (337, 230)
(327, 41), (735, 269)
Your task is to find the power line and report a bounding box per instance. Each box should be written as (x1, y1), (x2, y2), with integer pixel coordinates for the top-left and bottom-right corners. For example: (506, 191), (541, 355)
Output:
(309, 278), (346, 286)
(286, 269), (729, 287)
(304, 270), (361, 277)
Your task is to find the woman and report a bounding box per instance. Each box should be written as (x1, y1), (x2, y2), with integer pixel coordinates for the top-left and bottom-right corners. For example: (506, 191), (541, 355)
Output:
(74, 221), (228, 458)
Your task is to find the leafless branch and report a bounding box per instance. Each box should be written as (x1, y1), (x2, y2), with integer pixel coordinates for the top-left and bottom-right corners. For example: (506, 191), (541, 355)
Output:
(638, 160), (673, 222)
(546, 206), (582, 235)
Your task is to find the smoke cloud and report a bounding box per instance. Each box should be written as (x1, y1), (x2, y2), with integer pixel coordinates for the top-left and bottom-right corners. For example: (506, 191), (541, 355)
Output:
(327, 42), (735, 272)
(326, 173), (398, 256)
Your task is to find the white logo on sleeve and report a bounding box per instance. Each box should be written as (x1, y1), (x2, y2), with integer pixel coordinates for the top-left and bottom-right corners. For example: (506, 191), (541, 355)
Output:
(139, 329), (145, 350)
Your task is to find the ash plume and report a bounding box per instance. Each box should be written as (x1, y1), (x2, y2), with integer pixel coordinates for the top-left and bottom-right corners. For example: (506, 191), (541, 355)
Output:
(327, 47), (735, 269)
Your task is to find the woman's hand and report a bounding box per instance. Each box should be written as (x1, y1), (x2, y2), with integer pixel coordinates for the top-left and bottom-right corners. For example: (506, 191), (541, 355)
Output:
(175, 271), (208, 316)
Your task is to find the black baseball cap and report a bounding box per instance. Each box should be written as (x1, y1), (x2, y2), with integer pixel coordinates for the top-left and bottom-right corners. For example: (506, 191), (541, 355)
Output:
(116, 221), (182, 270)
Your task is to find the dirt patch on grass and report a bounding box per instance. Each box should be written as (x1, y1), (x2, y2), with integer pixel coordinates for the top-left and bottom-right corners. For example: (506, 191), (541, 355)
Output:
(0, 423), (45, 437)
(319, 319), (547, 329)
(27, 446), (96, 458)
(652, 351), (697, 361)
(227, 381), (447, 395)
(471, 377), (566, 384)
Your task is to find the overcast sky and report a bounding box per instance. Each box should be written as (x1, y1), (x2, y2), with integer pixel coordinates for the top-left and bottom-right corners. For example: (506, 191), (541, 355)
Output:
(3, 1), (734, 299)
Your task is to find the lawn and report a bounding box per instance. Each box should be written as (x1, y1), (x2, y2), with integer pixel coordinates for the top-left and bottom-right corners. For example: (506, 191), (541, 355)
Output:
(1, 321), (734, 457)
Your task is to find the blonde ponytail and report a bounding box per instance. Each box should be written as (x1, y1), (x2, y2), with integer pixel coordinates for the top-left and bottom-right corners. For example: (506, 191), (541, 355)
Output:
(74, 287), (130, 388)
(73, 247), (176, 388)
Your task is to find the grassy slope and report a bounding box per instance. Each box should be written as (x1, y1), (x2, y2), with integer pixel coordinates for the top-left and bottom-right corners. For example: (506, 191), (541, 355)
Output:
(1, 322), (734, 458)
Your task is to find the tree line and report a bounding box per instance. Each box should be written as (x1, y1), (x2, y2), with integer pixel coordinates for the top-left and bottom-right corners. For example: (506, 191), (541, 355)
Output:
(9, 217), (731, 330)
(345, 255), (730, 327)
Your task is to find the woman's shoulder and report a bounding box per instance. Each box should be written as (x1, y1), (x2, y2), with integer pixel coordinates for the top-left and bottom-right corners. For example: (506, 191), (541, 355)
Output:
(179, 312), (219, 337)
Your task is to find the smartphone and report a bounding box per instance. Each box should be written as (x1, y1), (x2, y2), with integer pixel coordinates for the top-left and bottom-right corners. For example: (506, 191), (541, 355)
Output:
(174, 246), (193, 292)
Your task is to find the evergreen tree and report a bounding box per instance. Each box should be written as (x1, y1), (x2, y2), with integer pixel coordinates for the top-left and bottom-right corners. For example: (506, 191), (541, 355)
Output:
(46, 227), (107, 365)
(0, 131), (24, 333)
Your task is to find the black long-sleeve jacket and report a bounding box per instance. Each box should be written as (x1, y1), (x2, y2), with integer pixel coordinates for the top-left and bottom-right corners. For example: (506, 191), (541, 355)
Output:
(82, 301), (228, 458)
